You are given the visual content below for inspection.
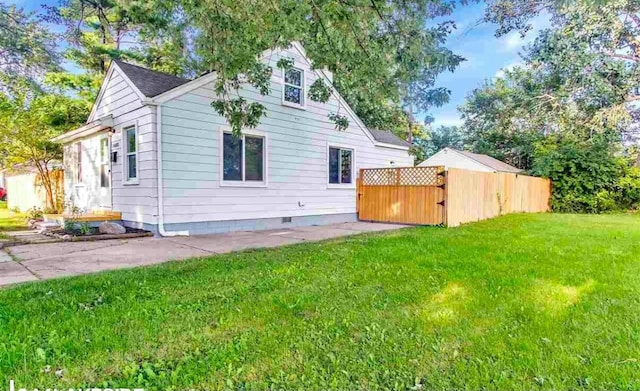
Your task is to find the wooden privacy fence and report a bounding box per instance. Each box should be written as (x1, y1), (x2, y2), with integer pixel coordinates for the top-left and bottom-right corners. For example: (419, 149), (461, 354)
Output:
(446, 168), (551, 227)
(357, 167), (551, 227)
(357, 166), (446, 225)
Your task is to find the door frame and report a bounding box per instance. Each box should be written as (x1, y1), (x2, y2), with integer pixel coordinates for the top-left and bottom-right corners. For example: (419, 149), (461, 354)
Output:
(98, 134), (113, 208)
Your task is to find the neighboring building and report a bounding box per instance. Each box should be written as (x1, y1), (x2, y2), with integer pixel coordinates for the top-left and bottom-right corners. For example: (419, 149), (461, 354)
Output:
(52, 43), (413, 236)
(419, 147), (522, 173)
(4, 164), (64, 212)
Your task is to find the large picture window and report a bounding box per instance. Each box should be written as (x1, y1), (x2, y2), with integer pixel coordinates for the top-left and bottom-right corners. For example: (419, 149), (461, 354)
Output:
(222, 132), (266, 185)
(283, 67), (304, 107)
(328, 146), (353, 185)
(124, 125), (138, 182)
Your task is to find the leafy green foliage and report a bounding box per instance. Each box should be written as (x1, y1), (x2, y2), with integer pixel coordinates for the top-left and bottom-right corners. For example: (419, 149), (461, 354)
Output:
(145, 0), (462, 134)
(211, 98), (267, 137)
(307, 78), (332, 103)
(0, 85), (88, 210)
(2, 214), (640, 389)
(532, 133), (625, 212)
(414, 125), (465, 160)
(43, 0), (194, 100)
(276, 57), (294, 71)
(328, 113), (349, 132)
(462, 1), (640, 211)
(0, 4), (60, 90)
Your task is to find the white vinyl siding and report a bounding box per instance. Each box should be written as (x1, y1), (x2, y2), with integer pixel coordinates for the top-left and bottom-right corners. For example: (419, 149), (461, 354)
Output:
(160, 46), (413, 224)
(64, 67), (158, 223)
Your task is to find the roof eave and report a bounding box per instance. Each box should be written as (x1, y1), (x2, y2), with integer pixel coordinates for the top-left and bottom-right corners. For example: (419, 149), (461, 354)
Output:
(52, 115), (114, 144)
(374, 141), (411, 150)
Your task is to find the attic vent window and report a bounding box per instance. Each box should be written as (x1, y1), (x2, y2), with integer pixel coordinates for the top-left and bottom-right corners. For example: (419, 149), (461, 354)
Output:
(283, 68), (304, 107)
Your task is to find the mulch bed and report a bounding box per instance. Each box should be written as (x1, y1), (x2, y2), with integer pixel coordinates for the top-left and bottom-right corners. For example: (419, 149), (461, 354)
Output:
(43, 227), (153, 242)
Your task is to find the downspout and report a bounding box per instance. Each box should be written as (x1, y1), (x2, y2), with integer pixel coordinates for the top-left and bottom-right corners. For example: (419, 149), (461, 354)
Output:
(152, 102), (189, 236)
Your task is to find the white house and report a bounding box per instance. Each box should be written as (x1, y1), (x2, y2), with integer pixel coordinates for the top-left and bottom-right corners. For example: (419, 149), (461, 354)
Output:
(52, 43), (413, 235)
(419, 147), (522, 173)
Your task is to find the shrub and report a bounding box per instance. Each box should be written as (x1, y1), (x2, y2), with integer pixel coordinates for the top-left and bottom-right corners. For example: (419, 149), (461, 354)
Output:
(614, 167), (640, 210)
(26, 207), (44, 220)
(532, 133), (626, 213)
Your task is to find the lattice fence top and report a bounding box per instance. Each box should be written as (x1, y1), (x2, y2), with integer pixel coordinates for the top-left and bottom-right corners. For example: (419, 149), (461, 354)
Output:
(361, 166), (444, 186)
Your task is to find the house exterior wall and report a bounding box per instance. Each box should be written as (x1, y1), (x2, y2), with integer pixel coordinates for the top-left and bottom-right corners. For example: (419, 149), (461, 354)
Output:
(419, 149), (493, 172)
(63, 68), (158, 226)
(158, 46), (413, 232)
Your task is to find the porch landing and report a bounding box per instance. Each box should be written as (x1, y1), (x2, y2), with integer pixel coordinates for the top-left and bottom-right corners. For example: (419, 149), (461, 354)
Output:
(43, 211), (122, 225)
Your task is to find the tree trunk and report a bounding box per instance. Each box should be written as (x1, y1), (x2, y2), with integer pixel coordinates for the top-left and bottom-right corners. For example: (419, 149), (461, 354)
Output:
(34, 161), (55, 211)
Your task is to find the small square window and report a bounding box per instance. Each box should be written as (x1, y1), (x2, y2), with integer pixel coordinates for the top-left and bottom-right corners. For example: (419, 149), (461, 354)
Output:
(328, 147), (353, 185)
(283, 68), (304, 106)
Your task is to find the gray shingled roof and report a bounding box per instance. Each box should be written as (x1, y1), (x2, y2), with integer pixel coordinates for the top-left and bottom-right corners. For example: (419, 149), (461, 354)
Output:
(368, 129), (411, 147)
(454, 149), (522, 173)
(113, 60), (191, 97)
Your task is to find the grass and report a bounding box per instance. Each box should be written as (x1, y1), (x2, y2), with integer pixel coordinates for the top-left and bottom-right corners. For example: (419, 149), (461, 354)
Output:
(0, 201), (27, 236)
(1, 213), (640, 390)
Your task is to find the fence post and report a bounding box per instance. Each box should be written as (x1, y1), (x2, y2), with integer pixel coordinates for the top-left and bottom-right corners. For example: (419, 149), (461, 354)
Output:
(356, 170), (363, 214)
(444, 170), (449, 226)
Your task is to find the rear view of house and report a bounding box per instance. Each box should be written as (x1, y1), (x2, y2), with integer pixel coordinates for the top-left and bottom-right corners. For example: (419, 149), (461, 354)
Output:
(53, 43), (413, 235)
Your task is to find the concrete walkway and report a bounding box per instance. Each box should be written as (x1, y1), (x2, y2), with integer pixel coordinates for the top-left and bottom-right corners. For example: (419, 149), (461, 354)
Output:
(0, 222), (407, 287)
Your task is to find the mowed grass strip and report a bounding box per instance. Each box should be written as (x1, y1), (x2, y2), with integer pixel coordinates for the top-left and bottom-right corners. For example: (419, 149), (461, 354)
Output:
(0, 213), (639, 390)
(0, 201), (28, 234)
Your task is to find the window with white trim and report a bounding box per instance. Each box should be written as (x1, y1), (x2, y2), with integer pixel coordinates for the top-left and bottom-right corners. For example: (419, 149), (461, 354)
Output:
(75, 142), (83, 184)
(223, 132), (265, 183)
(100, 137), (109, 188)
(328, 146), (353, 184)
(283, 68), (304, 106)
(124, 125), (138, 181)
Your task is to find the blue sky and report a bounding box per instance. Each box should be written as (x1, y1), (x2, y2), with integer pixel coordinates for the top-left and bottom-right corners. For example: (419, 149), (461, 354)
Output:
(16, 0), (549, 128)
(427, 2), (551, 128)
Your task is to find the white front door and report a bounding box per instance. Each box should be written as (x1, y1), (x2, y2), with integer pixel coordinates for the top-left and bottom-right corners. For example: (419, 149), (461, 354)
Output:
(98, 135), (112, 208)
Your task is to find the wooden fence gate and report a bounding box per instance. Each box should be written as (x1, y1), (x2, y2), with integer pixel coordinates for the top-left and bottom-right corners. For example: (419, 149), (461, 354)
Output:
(357, 166), (446, 225)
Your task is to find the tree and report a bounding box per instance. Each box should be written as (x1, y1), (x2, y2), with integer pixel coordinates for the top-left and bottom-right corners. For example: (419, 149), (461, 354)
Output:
(44, 0), (193, 101)
(415, 125), (465, 159)
(460, 0), (640, 211)
(0, 4), (60, 91)
(138, 0), (463, 135)
(460, 71), (546, 170)
(0, 85), (88, 211)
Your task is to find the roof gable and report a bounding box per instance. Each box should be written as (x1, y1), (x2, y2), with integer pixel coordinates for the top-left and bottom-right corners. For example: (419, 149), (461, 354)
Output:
(150, 42), (409, 150)
(452, 149), (522, 173)
(113, 60), (190, 98)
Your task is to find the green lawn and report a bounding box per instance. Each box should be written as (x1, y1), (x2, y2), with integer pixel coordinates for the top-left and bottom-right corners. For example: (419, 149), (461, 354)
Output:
(0, 201), (27, 235)
(1, 214), (639, 390)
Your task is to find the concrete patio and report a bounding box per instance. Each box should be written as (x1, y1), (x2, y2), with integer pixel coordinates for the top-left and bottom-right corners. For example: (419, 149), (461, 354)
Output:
(0, 222), (408, 287)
